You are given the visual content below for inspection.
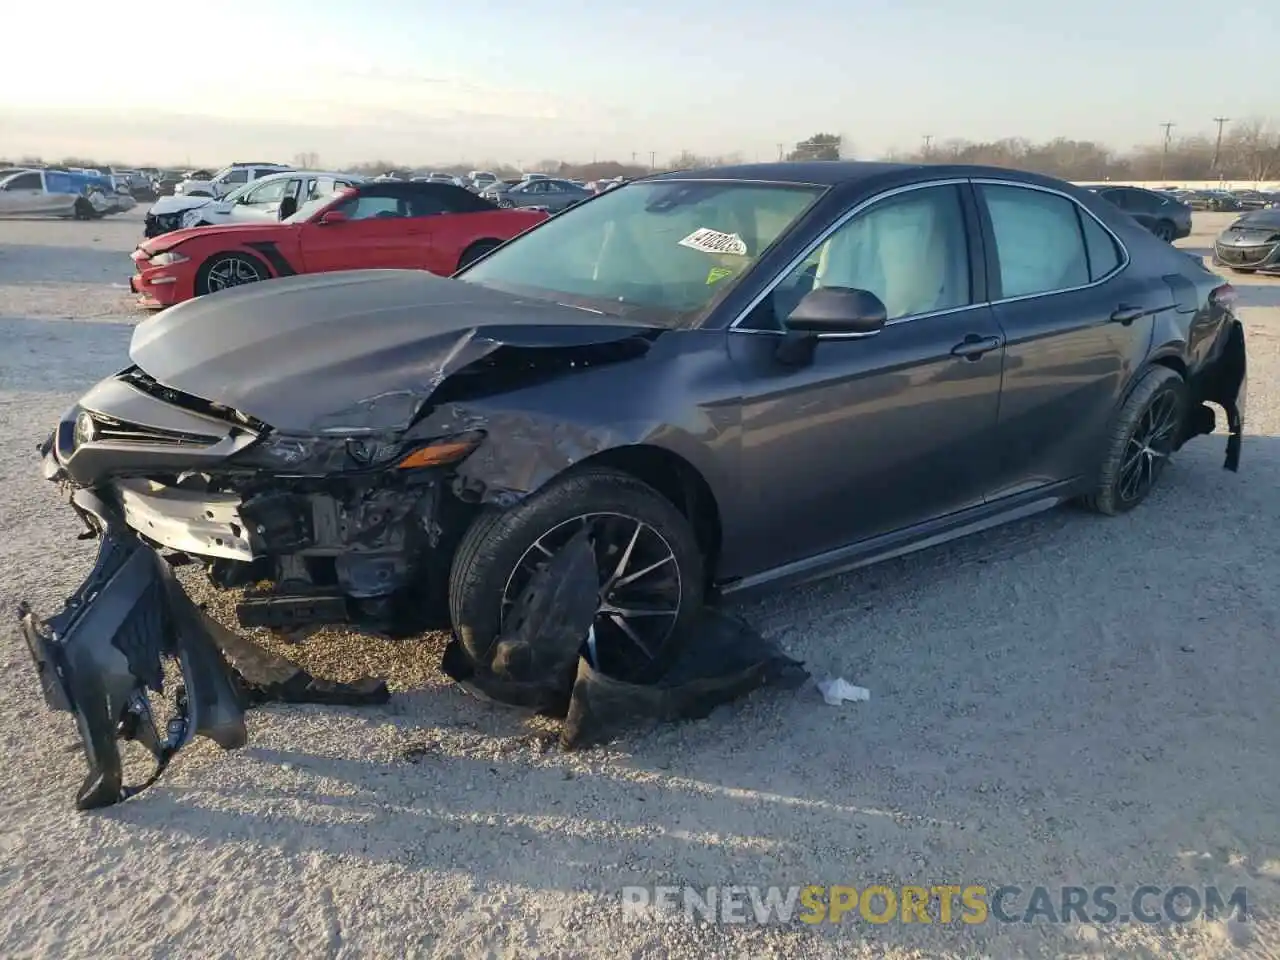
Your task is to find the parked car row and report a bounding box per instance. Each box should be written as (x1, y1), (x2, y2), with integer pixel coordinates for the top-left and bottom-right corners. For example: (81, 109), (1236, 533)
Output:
(1173, 188), (1279, 212)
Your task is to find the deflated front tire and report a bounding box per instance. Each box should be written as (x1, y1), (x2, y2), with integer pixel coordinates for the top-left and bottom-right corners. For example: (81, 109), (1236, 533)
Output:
(448, 467), (705, 684)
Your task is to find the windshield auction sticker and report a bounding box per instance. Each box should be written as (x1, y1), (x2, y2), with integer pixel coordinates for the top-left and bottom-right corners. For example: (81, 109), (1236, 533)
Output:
(679, 227), (749, 257)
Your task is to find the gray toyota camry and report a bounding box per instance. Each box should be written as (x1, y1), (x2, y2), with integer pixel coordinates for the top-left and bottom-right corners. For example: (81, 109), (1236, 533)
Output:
(21, 162), (1247, 808)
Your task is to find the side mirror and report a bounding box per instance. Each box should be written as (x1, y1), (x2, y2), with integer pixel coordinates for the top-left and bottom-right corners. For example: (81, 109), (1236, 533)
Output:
(318, 210), (348, 225)
(774, 287), (887, 366)
(786, 287), (887, 335)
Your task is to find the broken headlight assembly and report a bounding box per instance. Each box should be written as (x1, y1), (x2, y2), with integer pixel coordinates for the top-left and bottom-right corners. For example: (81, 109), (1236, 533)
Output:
(231, 430), (485, 474)
(146, 251), (189, 268)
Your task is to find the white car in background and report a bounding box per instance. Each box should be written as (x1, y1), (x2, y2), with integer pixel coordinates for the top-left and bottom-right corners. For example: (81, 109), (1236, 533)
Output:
(144, 171), (364, 237)
(173, 162), (292, 198)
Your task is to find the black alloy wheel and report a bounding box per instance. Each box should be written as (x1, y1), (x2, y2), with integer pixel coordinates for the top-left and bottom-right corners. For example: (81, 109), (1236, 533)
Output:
(1081, 366), (1187, 515)
(449, 467), (705, 682)
(499, 512), (684, 679)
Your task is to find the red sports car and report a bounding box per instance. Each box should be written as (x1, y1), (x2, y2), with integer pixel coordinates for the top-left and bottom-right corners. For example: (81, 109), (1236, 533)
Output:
(129, 180), (548, 308)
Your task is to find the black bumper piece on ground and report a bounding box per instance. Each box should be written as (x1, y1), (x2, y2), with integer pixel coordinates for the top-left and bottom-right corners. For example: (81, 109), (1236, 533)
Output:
(18, 486), (391, 811)
(19, 493), (247, 810)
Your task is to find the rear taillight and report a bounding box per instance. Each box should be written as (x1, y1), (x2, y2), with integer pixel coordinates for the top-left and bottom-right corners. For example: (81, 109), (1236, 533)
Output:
(1210, 283), (1238, 309)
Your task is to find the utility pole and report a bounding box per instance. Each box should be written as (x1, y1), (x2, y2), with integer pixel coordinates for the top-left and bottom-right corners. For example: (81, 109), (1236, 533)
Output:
(922, 134), (933, 156)
(631, 151), (637, 164)
(776, 142), (785, 161)
(1211, 117), (1230, 176)
(1158, 122), (1175, 180)
(649, 151), (655, 170)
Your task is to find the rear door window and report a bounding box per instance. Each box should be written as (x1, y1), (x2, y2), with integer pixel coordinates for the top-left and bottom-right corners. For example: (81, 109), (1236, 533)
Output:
(980, 184), (1090, 298)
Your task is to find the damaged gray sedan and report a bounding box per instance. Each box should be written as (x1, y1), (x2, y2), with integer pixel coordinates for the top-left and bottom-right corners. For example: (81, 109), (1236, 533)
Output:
(21, 162), (1246, 808)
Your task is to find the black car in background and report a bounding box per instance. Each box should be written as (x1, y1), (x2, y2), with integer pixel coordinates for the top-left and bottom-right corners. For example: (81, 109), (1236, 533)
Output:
(1213, 207), (1280, 275)
(1087, 185), (1193, 242)
(1186, 190), (1241, 212)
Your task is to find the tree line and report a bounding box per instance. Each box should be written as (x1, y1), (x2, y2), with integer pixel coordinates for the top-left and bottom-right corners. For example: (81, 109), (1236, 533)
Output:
(7, 120), (1278, 183)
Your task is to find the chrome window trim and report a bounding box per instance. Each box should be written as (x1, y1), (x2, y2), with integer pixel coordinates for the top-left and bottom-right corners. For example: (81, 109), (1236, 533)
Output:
(727, 176), (1131, 338)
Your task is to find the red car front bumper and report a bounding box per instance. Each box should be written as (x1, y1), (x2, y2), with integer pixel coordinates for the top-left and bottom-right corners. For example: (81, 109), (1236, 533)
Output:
(130, 248), (198, 309)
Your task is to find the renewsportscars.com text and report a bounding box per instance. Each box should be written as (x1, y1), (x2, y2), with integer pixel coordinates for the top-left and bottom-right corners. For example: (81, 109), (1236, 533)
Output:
(621, 884), (1248, 925)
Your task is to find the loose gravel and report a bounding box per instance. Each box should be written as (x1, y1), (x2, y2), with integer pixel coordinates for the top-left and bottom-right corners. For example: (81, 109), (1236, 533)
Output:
(0, 211), (1277, 959)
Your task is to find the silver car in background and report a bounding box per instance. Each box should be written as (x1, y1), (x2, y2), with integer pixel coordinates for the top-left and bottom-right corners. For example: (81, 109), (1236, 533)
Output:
(493, 177), (593, 212)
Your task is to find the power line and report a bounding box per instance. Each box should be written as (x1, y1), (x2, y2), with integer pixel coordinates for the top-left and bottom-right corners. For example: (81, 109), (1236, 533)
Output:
(1211, 117), (1231, 175)
(1158, 122), (1175, 179)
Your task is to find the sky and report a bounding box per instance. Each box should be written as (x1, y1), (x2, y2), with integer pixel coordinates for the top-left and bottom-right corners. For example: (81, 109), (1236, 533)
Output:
(1, 0), (1275, 168)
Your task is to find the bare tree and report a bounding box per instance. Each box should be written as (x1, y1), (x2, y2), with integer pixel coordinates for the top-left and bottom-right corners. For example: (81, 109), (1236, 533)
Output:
(293, 151), (321, 169)
(1224, 119), (1280, 182)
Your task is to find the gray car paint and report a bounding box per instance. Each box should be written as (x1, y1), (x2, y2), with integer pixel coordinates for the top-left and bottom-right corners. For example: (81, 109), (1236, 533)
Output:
(129, 268), (664, 433)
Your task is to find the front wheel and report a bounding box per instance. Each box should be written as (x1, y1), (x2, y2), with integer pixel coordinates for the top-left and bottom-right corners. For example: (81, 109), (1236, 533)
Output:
(195, 252), (267, 296)
(449, 467), (705, 682)
(1080, 366), (1187, 515)
(1152, 220), (1175, 242)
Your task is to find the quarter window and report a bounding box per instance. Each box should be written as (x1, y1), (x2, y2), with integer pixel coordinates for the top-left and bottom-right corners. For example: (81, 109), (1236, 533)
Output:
(763, 184), (972, 328)
(1080, 213), (1122, 281)
(980, 185), (1089, 298)
(221, 168), (250, 184)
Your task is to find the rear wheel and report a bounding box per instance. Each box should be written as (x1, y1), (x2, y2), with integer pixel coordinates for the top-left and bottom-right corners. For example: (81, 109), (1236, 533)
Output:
(456, 239), (501, 271)
(196, 252), (268, 296)
(1080, 366), (1187, 515)
(73, 198), (95, 220)
(449, 468), (705, 682)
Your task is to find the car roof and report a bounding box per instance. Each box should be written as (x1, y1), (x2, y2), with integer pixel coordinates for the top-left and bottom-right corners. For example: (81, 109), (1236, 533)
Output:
(643, 161), (1105, 196)
(647, 161), (918, 186)
(252, 169), (364, 181)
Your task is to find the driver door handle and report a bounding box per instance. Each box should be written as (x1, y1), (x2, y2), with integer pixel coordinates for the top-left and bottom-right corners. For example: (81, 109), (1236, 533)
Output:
(950, 334), (1002, 360)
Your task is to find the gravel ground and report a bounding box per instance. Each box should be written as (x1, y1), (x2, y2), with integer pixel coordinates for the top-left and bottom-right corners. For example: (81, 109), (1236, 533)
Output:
(1, 211), (1278, 960)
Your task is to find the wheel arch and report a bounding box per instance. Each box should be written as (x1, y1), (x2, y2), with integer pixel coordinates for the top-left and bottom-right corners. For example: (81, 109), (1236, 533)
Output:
(568, 444), (724, 583)
(455, 237), (503, 271)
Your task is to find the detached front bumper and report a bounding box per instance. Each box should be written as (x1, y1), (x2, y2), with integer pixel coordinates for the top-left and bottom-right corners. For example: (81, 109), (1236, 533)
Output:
(19, 486), (247, 810)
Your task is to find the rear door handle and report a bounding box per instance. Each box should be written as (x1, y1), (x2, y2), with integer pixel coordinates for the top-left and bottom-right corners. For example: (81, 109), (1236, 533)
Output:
(950, 334), (1002, 360)
(1110, 304), (1146, 325)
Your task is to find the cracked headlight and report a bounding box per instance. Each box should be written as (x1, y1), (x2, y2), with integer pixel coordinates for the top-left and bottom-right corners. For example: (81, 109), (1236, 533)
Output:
(232, 431), (484, 474)
(147, 251), (189, 268)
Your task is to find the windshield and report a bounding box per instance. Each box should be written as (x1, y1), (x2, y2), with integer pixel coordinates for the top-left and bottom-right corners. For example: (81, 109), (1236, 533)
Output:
(456, 180), (824, 325)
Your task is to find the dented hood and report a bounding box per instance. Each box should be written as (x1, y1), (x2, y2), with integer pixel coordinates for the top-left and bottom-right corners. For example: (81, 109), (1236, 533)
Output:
(129, 269), (660, 433)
